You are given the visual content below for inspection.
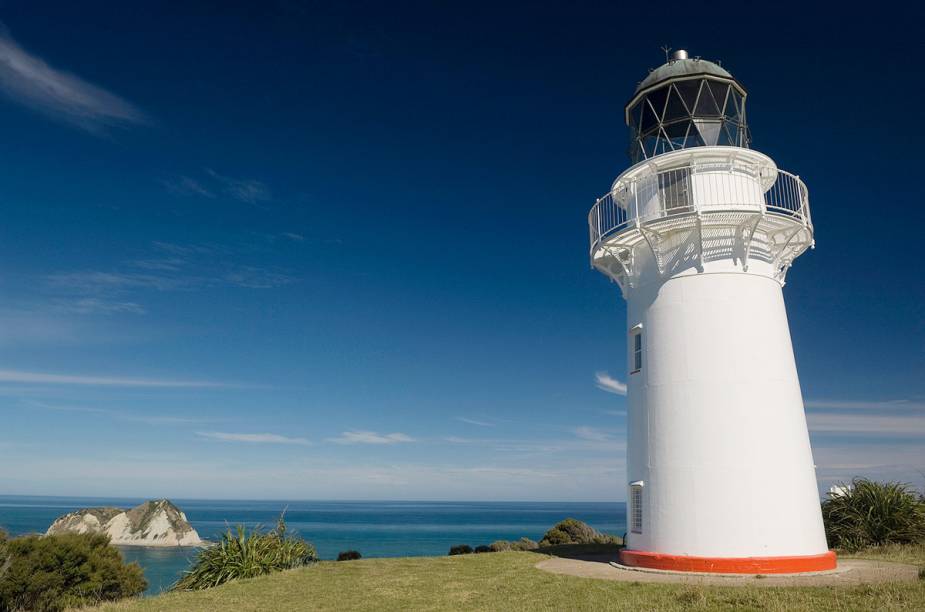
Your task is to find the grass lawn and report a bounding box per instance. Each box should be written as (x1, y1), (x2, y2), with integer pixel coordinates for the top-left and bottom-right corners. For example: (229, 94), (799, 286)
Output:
(92, 546), (925, 611)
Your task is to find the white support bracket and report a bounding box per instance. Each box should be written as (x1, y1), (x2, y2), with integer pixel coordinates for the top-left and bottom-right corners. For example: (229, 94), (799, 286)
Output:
(637, 223), (665, 276)
(771, 226), (804, 273)
(741, 213), (763, 272)
(695, 212), (704, 271)
(602, 245), (635, 291)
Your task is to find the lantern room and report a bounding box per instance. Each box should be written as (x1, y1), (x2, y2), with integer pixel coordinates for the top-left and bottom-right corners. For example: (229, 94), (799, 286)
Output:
(626, 50), (749, 163)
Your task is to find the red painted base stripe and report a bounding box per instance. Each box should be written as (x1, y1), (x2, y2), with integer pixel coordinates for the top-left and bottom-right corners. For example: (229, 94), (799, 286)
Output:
(619, 549), (837, 574)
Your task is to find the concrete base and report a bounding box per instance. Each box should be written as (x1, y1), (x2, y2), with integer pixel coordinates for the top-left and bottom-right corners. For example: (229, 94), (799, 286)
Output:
(609, 560), (845, 578)
(535, 557), (919, 587)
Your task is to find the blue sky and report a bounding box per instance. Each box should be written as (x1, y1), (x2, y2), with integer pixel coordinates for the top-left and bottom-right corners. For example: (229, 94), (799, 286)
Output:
(0, 1), (922, 501)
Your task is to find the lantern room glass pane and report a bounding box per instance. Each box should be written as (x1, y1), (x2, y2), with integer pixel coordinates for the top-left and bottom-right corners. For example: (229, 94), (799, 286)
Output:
(695, 84), (722, 116)
(646, 87), (668, 119)
(663, 85), (688, 121)
(640, 99), (659, 133)
(728, 90), (741, 115)
(628, 77), (748, 163)
(709, 82), (731, 114)
(674, 80), (700, 111)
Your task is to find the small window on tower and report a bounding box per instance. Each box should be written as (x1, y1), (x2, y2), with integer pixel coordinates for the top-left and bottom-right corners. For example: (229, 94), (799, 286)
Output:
(630, 481), (644, 533)
(630, 329), (643, 374)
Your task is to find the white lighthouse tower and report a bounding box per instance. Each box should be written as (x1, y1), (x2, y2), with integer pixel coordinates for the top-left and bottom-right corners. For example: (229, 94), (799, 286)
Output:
(589, 50), (835, 573)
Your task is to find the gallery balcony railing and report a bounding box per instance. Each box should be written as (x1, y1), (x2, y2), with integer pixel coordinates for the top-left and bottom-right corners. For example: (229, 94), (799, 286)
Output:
(588, 162), (811, 255)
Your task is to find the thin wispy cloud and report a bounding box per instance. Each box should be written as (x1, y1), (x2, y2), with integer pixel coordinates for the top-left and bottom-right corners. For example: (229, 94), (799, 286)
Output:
(151, 241), (220, 256)
(55, 297), (146, 315)
(281, 232), (305, 242)
(222, 266), (294, 289)
(161, 176), (215, 199)
(454, 416), (494, 427)
(807, 412), (925, 437)
(812, 441), (925, 470)
(595, 371), (627, 395)
(812, 440), (925, 492)
(130, 257), (187, 272)
(162, 171), (270, 204)
(47, 270), (188, 293)
(205, 169), (271, 204)
(46, 240), (295, 300)
(196, 432), (310, 445)
(0, 369), (225, 388)
(805, 399), (925, 411)
(442, 432), (625, 455)
(327, 431), (415, 445)
(24, 400), (207, 426)
(0, 25), (146, 131)
(572, 426), (613, 442)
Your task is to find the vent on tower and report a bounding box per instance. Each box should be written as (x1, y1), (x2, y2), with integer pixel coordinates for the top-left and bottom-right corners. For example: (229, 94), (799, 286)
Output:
(630, 481), (644, 533)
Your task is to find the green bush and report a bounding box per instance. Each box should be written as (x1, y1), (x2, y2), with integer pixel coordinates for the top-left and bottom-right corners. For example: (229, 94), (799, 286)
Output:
(822, 479), (925, 552)
(512, 537), (539, 551)
(174, 516), (316, 591)
(0, 531), (146, 611)
(489, 540), (511, 552)
(539, 518), (619, 547)
(337, 550), (362, 561)
(473, 545), (492, 553)
(489, 537), (538, 552)
(448, 544), (473, 555)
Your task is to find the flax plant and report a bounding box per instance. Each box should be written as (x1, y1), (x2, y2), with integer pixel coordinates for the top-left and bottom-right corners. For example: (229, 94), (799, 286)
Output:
(822, 479), (925, 552)
(174, 516), (316, 591)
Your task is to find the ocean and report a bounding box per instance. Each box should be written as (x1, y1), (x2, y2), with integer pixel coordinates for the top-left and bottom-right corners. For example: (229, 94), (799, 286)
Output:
(0, 496), (626, 594)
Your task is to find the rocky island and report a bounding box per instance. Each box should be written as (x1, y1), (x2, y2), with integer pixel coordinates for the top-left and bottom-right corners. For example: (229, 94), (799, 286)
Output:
(46, 498), (203, 547)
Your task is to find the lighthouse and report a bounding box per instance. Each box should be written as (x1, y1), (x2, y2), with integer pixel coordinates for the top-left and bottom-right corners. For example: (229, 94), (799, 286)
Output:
(589, 50), (835, 573)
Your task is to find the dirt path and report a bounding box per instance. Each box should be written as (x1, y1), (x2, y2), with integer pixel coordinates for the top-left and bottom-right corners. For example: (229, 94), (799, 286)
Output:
(535, 556), (919, 587)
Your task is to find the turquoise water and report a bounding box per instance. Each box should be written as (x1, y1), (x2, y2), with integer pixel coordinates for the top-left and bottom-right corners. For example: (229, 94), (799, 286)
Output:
(0, 496), (626, 594)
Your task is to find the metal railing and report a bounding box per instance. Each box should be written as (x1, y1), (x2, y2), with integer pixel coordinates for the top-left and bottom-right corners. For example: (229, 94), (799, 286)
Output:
(589, 164), (811, 253)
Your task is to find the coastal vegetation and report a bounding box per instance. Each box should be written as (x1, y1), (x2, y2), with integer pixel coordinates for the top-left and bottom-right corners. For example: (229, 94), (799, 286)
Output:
(489, 538), (538, 552)
(0, 530), (145, 611)
(173, 517), (315, 591)
(449, 519), (615, 556)
(537, 518), (621, 547)
(94, 544), (925, 611)
(822, 479), (925, 552)
(336, 550), (362, 561)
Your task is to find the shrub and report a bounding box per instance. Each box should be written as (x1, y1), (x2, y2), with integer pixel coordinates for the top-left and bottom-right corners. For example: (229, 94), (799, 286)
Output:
(489, 540), (511, 552)
(511, 537), (539, 551)
(0, 532), (146, 611)
(491, 537), (539, 552)
(473, 545), (492, 553)
(448, 544), (473, 555)
(822, 479), (925, 552)
(337, 550), (362, 561)
(174, 516), (316, 591)
(539, 518), (619, 547)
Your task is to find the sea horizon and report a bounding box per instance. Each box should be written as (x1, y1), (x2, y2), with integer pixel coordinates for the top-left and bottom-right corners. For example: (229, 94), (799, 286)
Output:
(0, 493), (624, 504)
(0, 495), (627, 594)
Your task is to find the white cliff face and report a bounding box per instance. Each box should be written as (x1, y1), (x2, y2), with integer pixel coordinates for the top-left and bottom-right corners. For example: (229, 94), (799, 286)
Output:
(46, 499), (203, 547)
